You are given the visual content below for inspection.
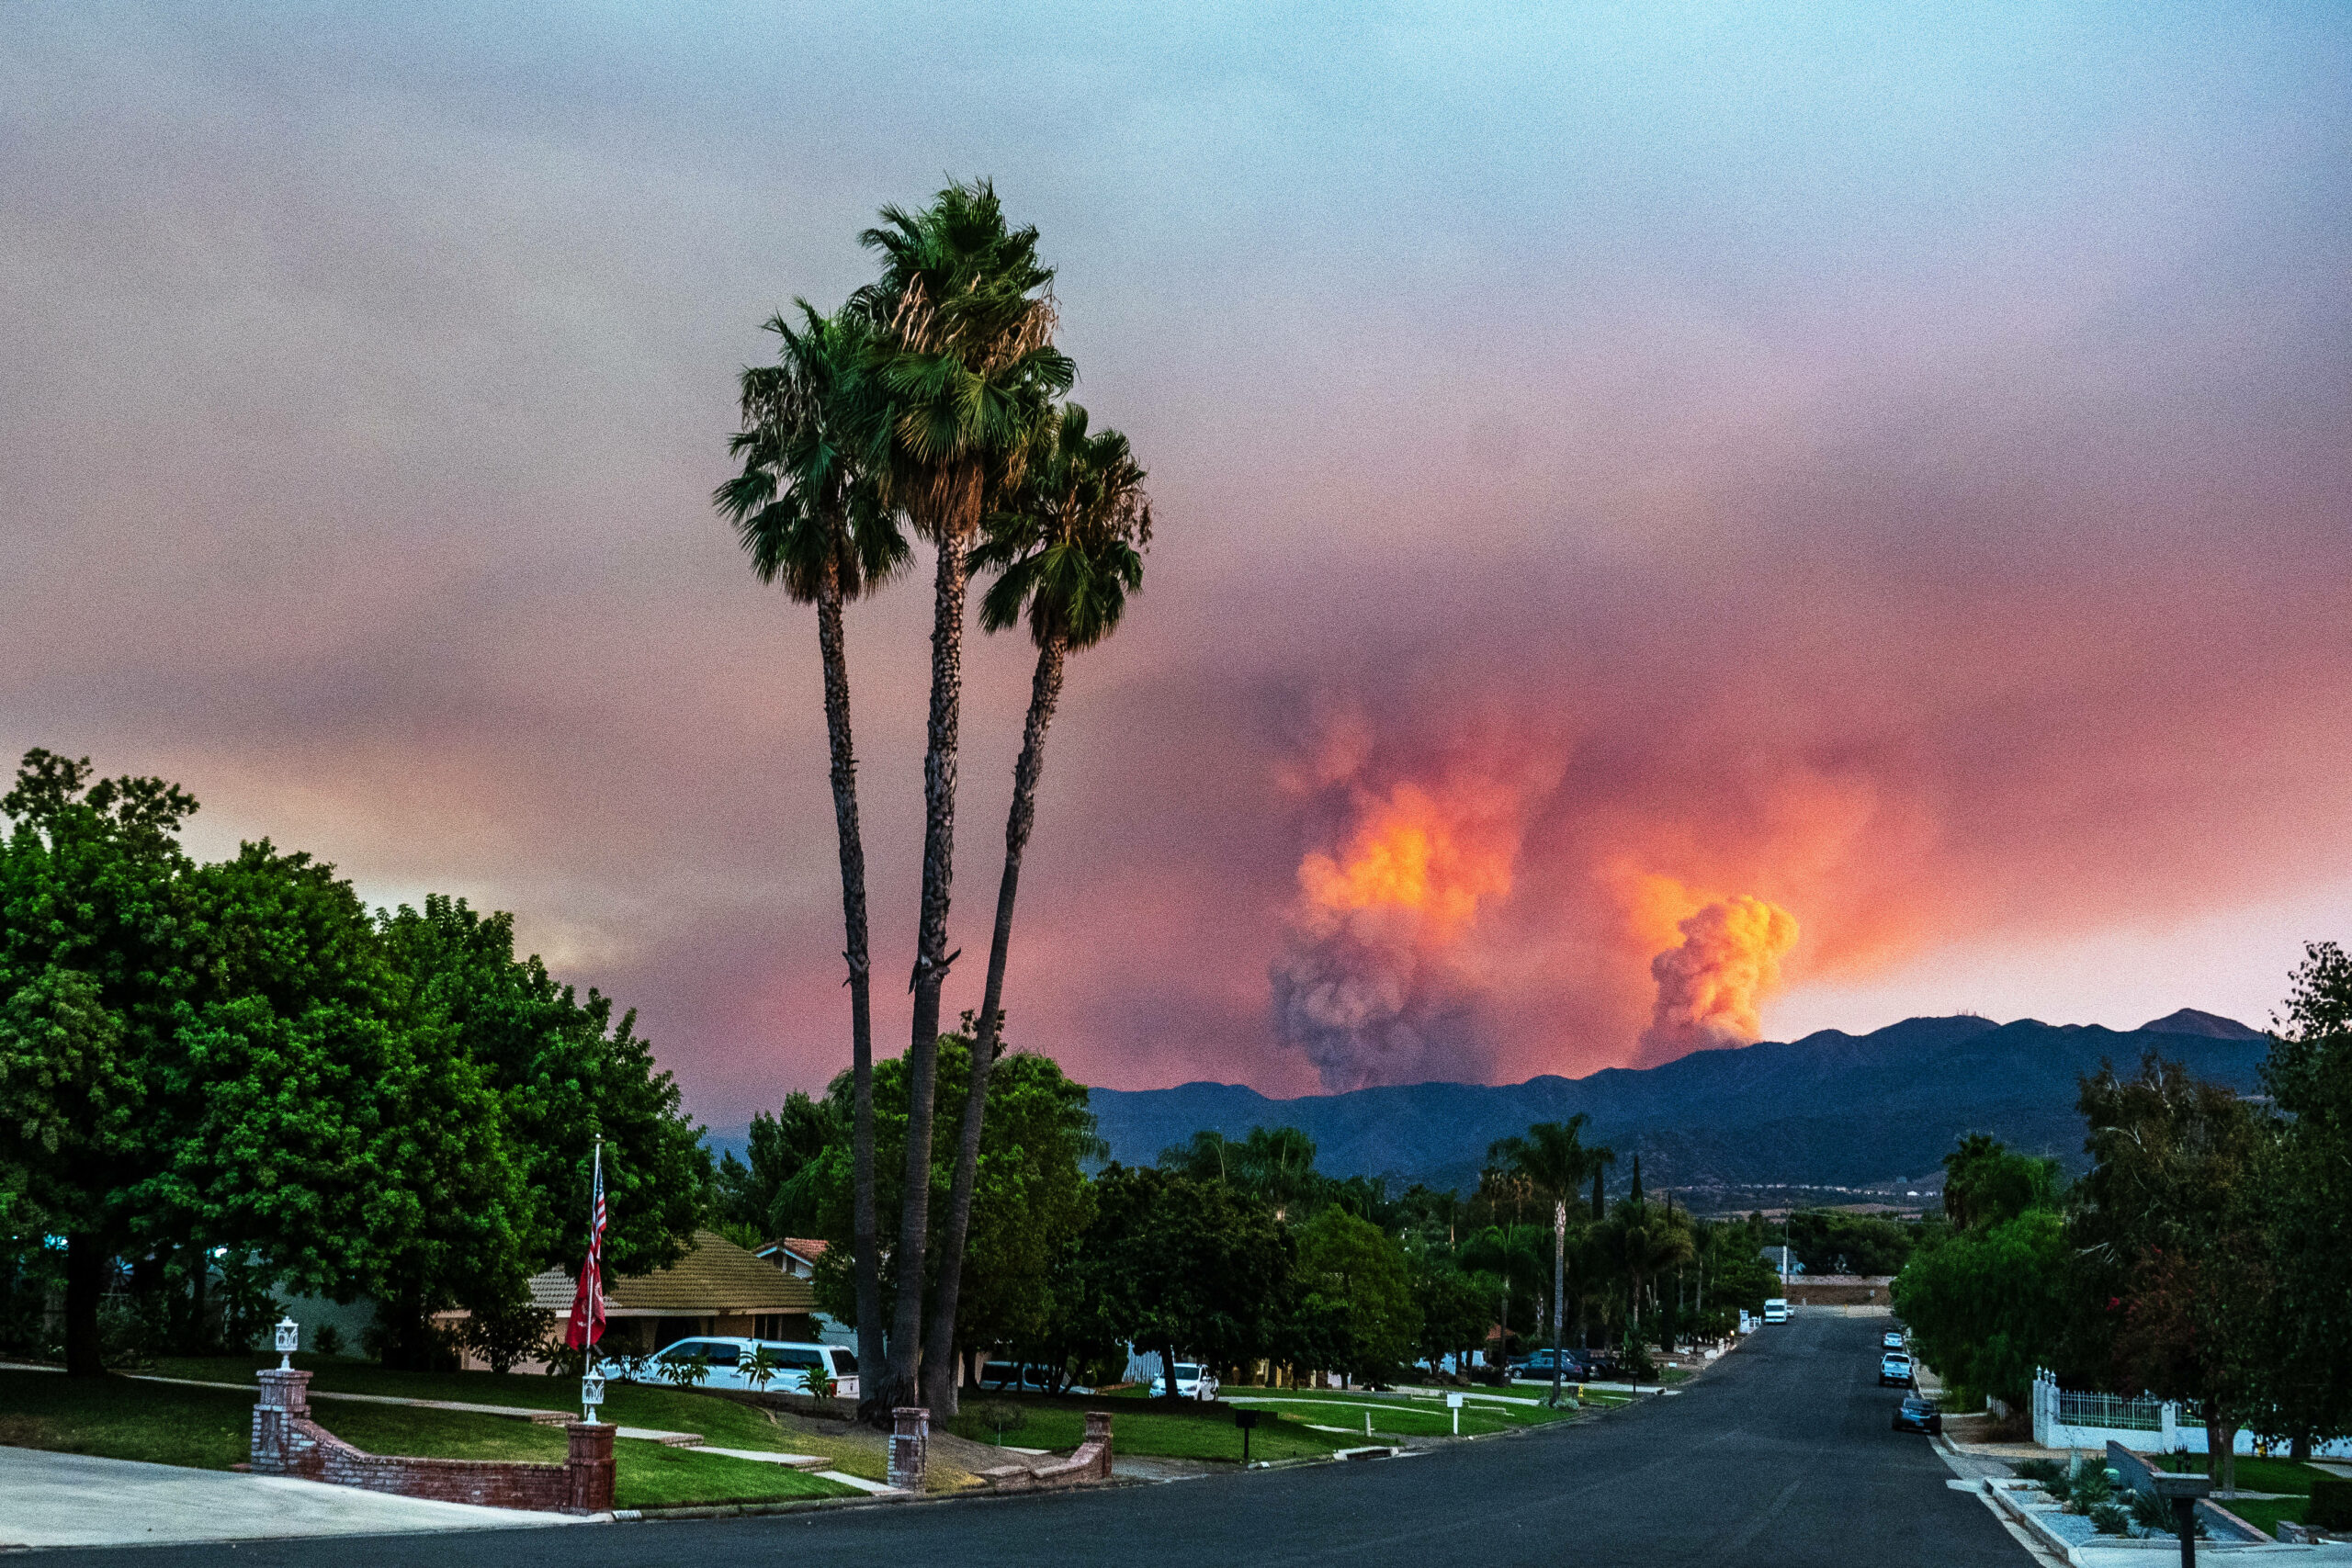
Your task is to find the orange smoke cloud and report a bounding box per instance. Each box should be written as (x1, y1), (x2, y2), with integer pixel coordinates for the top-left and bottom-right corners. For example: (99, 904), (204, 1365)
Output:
(1296, 782), (1514, 943)
(1272, 773), (1531, 1089)
(1640, 893), (1801, 1057)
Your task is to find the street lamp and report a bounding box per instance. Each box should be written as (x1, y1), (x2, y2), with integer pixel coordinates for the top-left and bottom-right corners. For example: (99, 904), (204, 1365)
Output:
(274, 1315), (300, 1371)
(581, 1365), (607, 1426)
(2148, 1472), (2213, 1568)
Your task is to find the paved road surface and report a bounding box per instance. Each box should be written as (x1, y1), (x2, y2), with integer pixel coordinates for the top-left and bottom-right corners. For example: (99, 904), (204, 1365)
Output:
(61, 1313), (2024, 1567)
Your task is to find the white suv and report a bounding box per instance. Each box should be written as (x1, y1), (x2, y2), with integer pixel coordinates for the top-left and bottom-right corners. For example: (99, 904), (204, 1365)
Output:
(644, 1337), (858, 1398)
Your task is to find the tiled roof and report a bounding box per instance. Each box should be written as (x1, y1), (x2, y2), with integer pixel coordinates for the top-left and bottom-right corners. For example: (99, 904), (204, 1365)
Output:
(526, 1229), (815, 1316)
(775, 1237), (828, 1258)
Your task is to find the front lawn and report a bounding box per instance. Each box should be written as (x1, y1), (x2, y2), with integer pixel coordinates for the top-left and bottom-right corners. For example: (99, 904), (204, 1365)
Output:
(947, 1393), (1351, 1463)
(0, 1367), (859, 1508)
(148, 1355), (888, 1481)
(1222, 1385), (1585, 1438)
(0, 1368), (250, 1470)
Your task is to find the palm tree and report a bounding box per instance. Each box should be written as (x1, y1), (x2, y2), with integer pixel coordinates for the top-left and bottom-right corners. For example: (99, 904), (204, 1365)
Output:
(714, 302), (908, 1417)
(1490, 1118), (1608, 1405)
(852, 181), (1073, 1411)
(919, 403), (1148, 1414)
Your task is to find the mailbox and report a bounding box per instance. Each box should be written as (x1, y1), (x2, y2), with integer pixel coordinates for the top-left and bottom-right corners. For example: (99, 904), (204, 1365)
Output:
(1233, 1406), (1261, 1463)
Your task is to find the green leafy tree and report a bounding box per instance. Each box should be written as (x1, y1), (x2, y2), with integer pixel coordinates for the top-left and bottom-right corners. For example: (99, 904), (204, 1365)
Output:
(716, 301), (907, 1413)
(924, 402), (1149, 1416)
(852, 179), (1075, 1413)
(373, 897), (708, 1367)
(802, 1032), (1099, 1379)
(1414, 1258), (1499, 1378)
(1893, 1207), (2076, 1407)
(2073, 1052), (2267, 1491)
(716, 1090), (842, 1238)
(1296, 1207), (1418, 1387)
(2261, 942), (2352, 1450)
(1079, 1165), (1289, 1403)
(1942, 1134), (2062, 1231)
(0, 751), (193, 1371)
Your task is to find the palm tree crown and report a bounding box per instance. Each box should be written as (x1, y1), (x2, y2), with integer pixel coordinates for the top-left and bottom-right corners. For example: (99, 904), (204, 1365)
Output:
(714, 303), (908, 602)
(973, 401), (1149, 652)
(853, 181), (1074, 536)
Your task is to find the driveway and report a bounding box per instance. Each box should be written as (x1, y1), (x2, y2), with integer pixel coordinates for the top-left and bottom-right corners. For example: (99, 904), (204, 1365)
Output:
(0, 1445), (582, 1548)
(46, 1313), (2022, 1564)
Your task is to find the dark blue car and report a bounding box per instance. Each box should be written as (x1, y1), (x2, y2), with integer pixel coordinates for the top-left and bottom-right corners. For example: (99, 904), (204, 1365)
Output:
(1892, 1394), (1941, 1435)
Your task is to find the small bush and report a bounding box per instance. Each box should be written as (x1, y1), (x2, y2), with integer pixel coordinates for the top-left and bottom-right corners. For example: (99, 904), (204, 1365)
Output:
(312, 1324), (345, 1358)
(972, 1401), (1026, 1443)
(656, 1348), (710, 1389)
(2311, 1477), (2352, 1532)
(2014, 1458), (2067, 1498)
(2071, 1464), (2114, 1508)
(2088, 1502), (2132, 1536)
(2129, 1489), (2177, 1535)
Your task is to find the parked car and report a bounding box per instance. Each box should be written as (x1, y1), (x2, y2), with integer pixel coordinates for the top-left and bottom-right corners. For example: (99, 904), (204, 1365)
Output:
(1878, 1352), (1915, 1388)
(1148, 1361), (1215, 1399)
(1762, 1298), (1790, 1324)
(645, 1337), (858, 1398)
(1517, 1349), (1585, 1379)
(1882, 1329), (1906, 1350)
(1892, 1393), (1941, 1435)
(978, 1360), (1061, 1393)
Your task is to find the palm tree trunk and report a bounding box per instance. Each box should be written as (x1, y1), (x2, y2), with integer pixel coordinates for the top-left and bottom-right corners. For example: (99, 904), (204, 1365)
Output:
(812, 557), (887, 1423)
(920, 631), (1067, 1417)
(887, 518), (974, 1412)
(1550, 1199), (1566, 1407)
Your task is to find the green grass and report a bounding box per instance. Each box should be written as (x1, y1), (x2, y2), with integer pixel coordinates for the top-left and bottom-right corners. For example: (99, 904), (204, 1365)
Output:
(1221, 1385), (1584, 1438)
(0, 1365), (859, 1507)
(147, 1355), (875, 1470)
(2226, 1496), (2307, 1540)
(0, 1369), (250, 1470)
(611, 1445), (855, 1507)
(2154, 1453), (2327, 1495)
(946, 1393), (1351, 1463)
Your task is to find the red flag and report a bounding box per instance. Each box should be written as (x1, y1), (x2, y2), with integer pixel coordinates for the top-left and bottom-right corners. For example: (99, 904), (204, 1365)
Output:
(565, 1144), (607, 1349)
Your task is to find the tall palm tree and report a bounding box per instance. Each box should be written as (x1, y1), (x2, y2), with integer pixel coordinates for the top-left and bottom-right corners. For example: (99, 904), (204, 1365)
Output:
(853, 181), (1073, 1410)
(714, 303), (908, 1416)
(1491, 1118), (1608, 1405)
(921, 403), (1149, 1415)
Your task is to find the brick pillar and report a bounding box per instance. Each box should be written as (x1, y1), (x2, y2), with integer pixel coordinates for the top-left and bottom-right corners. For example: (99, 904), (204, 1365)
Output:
(888, 1406), (929, 1492)
(564, 1421), (616, 1514)
(252, 1369), (314, 1475)
(1083, 1410), (1114, 1480)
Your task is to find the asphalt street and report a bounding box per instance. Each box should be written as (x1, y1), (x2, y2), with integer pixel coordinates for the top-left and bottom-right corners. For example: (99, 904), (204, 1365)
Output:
(61, 1312), (2026, 1567)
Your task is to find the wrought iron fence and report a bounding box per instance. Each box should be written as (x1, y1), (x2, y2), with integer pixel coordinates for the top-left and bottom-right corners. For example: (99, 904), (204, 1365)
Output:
(2056, 1390), (2165, 1431)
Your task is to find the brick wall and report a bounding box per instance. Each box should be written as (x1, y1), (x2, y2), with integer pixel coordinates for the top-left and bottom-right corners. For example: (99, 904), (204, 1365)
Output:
(249, 1369), (614, 1514)
(981, 1411), (1114, 1492)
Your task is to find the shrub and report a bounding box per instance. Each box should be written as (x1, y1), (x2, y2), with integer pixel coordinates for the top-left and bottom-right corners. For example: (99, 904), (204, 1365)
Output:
(312, 1324), (345, 1358)
(656, 1348), (710, 1389)
(2071, 1464), (2114, 1509)
(2088, 1502), (2132, 1536)
(2129, 1489), (2177, 1535)
(457, 1300), (555, 1375)
(2312, 1477), (2352, 1532)
(2014, 1458), (2066, 1495)
(972, 1400), (1025, 1443)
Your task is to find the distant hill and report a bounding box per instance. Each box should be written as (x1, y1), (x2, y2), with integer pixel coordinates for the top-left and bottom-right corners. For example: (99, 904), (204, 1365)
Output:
(1082, 1013), (2273, 1201)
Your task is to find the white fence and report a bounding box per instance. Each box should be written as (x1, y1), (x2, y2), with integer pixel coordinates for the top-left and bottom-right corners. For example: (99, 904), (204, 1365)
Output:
(2030, 1369), (2352, 1457)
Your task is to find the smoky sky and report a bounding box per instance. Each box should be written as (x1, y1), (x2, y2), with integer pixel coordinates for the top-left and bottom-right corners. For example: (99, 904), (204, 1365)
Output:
(5, 4), (2350, 1118)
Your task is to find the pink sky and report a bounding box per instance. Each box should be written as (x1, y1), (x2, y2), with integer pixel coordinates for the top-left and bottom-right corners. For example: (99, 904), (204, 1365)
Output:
(4, 5), (2348, 1121)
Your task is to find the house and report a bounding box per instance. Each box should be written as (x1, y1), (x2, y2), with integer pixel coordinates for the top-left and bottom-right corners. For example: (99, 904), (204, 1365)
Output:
(1759, 1245), (1804, 1277)
(754, 1237), (827, 1280)
(522, 1228), (820, 1357)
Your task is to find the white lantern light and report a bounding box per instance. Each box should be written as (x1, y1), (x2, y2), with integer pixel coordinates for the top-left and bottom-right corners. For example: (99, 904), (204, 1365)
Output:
(274, 1315), (300, 1370)
(581, 1365), (607, 1424)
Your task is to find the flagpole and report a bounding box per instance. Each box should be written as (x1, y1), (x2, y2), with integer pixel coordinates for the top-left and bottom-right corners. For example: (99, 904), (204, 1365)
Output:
(584, 1135), (602, 1424)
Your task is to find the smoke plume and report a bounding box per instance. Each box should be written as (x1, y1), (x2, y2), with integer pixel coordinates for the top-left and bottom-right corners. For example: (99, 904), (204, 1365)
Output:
(1641, 896), (1801, 1058)
(1271, 776), (1525, 1090)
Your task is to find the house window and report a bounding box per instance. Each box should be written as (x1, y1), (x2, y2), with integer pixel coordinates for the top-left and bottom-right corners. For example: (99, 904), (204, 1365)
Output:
(754, 1314), (788, 1340)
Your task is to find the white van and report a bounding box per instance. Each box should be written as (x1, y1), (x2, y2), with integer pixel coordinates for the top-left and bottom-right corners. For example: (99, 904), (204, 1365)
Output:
(1762, 1299), (1790, 1324)
(644, 1337), (858, 1398)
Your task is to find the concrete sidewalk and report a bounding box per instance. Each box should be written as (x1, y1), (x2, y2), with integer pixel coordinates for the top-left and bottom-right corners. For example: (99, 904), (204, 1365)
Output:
(0, 1444), (588, 1548)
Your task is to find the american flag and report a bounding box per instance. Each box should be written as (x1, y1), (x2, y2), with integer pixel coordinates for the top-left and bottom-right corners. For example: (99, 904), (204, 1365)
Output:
(565, 1141), (607, 1349)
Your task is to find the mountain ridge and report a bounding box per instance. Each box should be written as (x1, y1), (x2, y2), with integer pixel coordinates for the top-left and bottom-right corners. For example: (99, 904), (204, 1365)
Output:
(1080, 1012), (2272, 1197)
